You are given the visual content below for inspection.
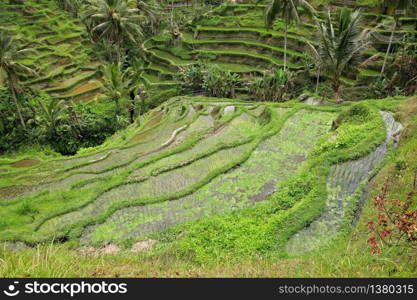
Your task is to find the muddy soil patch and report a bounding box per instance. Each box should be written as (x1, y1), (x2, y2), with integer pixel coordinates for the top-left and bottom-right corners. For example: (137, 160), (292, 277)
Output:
(10, 159), (40, 168)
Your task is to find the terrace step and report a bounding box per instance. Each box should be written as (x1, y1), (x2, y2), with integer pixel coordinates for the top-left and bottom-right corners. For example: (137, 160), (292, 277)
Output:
(191, 49), (303, 70)
(141, 72), (180, 87)
(331, 0), (356, 8)
(148, 49), (195, 67)
(147, 62), (177, 76)
(194, 26), (314, 51)
(358, 69), (380, 83)
(44, 71), (99, 94)
(183, 37), (305, 63)
(55, 80), (103, 101)
(212, 62), (264, 74)
(41, 32), (84, 46)
(340, 76), (356, 87)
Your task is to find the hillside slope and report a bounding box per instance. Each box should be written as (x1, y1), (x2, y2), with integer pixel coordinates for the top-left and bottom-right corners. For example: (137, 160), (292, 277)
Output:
(0, 96), (405, 260)
(1, 95), (416, 277)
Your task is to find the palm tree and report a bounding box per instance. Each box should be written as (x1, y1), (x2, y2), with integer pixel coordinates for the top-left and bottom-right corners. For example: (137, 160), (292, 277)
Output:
(136, 0), (158, 33)
(0, 32), (36, 129)
(309, 9), (371, 103)
(37, 99), (67, 133)
(380, 0), (417, 77)
(83, 0), (143, 62)
(265, 0), (315, 71)
(102, 63), (132, 113)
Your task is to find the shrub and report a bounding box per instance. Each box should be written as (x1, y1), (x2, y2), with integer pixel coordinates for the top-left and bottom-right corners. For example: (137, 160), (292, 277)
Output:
(178, 63), (242, 98)
(178, 62), (206, 91)
(46, 101), (128, 155)
(0, 89), (42, 153)
(16, 201), (38, 216)
(367, 183), (417, 254)
(202, 65), (241, 98)
(248, 69), (296, 102)
(331, 103), (372, 130)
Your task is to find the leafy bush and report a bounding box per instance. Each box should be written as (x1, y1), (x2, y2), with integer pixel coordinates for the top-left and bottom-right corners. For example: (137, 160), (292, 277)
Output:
(314, 103), (385, 163)
(45, 100), (128, 155)
(248, 69), (296, 102)
(144, 88), (180, 110)
(381, 40), (417, 96)
(178, 62), (206, 90)
(178, 62), (242, 98)
(16, 201), (38, 216)
(202, 64), (241, 98)
(367, 183), (417, 254)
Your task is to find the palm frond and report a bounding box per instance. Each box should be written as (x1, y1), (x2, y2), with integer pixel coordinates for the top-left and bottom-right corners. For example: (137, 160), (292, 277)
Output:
(310, 8), (371, 96)
(265, 0), (315, 28)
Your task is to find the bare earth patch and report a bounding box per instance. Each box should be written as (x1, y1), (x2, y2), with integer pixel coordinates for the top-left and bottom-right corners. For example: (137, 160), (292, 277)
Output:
(10, 159), (40, 168)
(131, 240), (157, 253)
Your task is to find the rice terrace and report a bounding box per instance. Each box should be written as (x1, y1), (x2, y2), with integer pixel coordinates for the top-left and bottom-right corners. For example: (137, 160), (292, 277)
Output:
(0, 0), (417, 278)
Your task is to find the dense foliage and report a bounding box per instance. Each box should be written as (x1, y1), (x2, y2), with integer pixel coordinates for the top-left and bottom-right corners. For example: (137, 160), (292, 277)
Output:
(0, 89), (127, 155)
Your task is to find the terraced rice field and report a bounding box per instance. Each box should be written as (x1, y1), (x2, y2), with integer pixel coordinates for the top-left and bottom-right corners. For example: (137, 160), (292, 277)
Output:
(0, 95), (400, 258)
(82, 108), (333, 243)
(0, 0), (103, 102)
(139, 2), (417, 89)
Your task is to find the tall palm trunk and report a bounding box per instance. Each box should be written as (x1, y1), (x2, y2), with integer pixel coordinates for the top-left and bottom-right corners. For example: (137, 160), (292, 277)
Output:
(284, 22), (288, 72)
(332, 77), (342, 103)
(171, 0), (174, 29)
(116, 40), (121, 63)
(315, 68), (320, 94)
(115, 97), (121, 113)
(10, 85), (26, 130)
(380, 20), (396, 77)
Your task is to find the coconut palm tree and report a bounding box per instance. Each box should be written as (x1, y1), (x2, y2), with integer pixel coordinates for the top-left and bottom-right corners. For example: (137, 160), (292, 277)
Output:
(83, 0), (143, 62)
(102, 63), (132, 113)
(380, 0), (417, 77)
(309, 9), (371, 103)
(0, 32), (36, 129)
(265, 0), (315, 71)
(136, 0), (158, 32)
